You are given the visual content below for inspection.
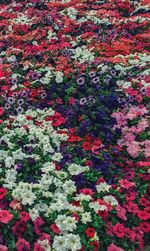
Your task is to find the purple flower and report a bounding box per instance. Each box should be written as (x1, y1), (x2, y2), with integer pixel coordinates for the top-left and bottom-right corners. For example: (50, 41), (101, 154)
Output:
(5, 103), (11, 110)
(7, 97), (15, 104)
(92, 77), (99, 84)
(79, 98), (87, 105)
(89, 71), (96, 78)
(17, 99), (24, 106)
(16, 107), (23, 113)
(77, 77), (85, 85)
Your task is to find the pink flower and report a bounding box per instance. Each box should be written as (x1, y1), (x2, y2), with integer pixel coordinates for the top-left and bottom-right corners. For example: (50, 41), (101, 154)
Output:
(34, 243), (44, 251)
(116, 205), (127, 221)
(34, 217), (45, 235)
(20, 211), (30, 222)
(0, 210), (13, 224)
(113, 223), (125, 238)
(127, 142), (140, 158)
(0, 244), (8, 251)
(119, 179), (136, 189)
(39, 233), (51, 243)
(16, 238), (30, 251)
(107, 243), (124, 251)
(0, 107), (4, 116)
(12, 221), (26, 237)
(125, 228), (136, 242)
(50, 224), (60, 234)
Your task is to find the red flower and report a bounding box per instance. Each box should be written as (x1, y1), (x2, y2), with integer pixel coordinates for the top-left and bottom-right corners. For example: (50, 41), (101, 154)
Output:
(68, 97), (75, 105)
(140, 222), (150, 233)
(34, 243), (44, 251)
(16, 238), (30, 251)
(98, 209), (108, 220)
(125, 201), (139, 214)
(116, 205), (127, 221)
(0, 188), (7, 200)
(20, 211), (30, 222)
(139, 197), (150, 207)
(125, 228), (136, 242)
(0, 210), (13, 224)
(137, 210), (150, 220)
(125, 192), (136, 201)
(107, 243), (124, 251)
(82, 141), (91, 151)
(119, 179), (136, 189)
(50, 224), (60, 234)
(90, 241), (100, 251)
(39, 233), (51, 243)
(34, 217), (45, 235)
(85, 228), (96, 238)
(113, 223), (125, 238)
(0, 70), (4, 78)
(12, 221), (26, 237)
(80, 188), (94, 196)
(0, 107), (4, 116)
(97, 177), (105, 184)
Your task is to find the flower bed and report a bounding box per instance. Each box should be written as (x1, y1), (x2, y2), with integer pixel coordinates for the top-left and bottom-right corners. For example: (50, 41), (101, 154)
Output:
(0, 0), (150, 250)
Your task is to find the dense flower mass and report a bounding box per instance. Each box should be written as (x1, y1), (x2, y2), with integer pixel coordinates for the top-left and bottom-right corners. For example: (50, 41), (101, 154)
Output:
(0, 0), (150, 250)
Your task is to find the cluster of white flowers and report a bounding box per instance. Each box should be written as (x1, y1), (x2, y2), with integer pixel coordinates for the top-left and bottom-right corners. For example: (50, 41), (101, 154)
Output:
(96, 182), (111, 193)
(71, 46), (95, 64)
(53, 234), (81, 251)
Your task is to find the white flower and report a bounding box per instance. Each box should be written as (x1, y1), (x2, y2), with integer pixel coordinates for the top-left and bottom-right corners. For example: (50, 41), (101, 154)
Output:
(29, 208), (39, 221)
(53, 236), (67, 251)
(66, 234), (82, 251)
(51, 152), (63, 162)
(63, 180), (76, 194)
(81, 212), (92, 224)
(68, 163), (89, 175)
(89, 202), (108, 213)
(55, 215), (77, 232)
(103, 195), (118, 206)
(96, 182), (111, 193)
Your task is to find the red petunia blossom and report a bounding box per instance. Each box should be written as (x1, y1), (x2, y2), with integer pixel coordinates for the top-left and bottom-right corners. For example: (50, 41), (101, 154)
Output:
(20, 211), (30, 222)
(90, 241), (100, 251)
(113, 223), (125, 238)
(107, 243), (124, 251)
(137, 210), (150, 220)
(125, 201), (139, 214)
(116, 205), (127, 221)
(0, 188), (7, 200)
(139, 197), (150, 207)
(140, 222), (150, 233)
(125, 228), (136, 242)
(12, 221), (26, 237)
(85, 227), (96, 238)
(0, 210), (13, 224)
(80, 188), (94, 196)
(0, 70), (4, 78)
(34, 243), (44, 251)
(97, 177), (105, 184)
(68, 97), (75, 105)
(125, 192), (136, 201)
(98, 210), (108, 220)
(0, 107), (4, 116)
(39, 233), (51, 243)
(50, 224), (61, 234)
(34, 217), (45, 236)
(16, 238), (30, 251)
(82, 141), (91, 151)
(119, 179), (136, 189)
